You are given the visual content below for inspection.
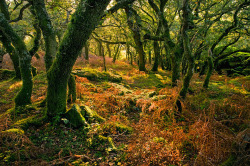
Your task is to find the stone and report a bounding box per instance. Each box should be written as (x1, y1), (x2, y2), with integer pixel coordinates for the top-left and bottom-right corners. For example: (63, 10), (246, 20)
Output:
(65, 104), (88, 128)
(80, 105), (106, 123)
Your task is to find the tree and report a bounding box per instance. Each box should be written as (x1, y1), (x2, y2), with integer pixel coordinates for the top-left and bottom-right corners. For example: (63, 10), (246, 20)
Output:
(0, 12), (33, 106)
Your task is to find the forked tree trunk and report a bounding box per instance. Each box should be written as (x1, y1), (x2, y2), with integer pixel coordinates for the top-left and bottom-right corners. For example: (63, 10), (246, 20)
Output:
(176, 0), (195, 112)
(33, 0), (57, 71)
(124, 6), (146, 71)
(46, 0), (111, 119)
(0, 13), (33, 106)
(0, 31), (21, 79)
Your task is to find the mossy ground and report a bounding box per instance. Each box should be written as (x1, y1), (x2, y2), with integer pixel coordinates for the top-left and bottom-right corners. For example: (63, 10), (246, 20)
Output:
(0, 54), (249, 165)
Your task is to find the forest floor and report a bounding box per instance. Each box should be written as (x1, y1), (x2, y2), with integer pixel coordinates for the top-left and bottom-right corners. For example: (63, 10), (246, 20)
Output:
(0, 53), (249, 166)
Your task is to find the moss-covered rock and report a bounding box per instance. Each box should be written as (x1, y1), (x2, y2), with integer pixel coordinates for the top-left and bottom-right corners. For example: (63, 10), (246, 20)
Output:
(80, 105), (106, 123)
(65, 104), (88, 128)
(87, 135), (116, 151)
(103, 122), (133, 135)
(152, 95), (167, 101)
(72, 68), (122, 83)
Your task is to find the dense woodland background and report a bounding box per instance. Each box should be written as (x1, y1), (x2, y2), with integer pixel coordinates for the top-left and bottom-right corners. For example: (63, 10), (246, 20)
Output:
(0, 0), (249, 165)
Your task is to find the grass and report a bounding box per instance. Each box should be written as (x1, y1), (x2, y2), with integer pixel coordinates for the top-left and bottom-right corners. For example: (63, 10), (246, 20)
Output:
(0, 54), (249, 165)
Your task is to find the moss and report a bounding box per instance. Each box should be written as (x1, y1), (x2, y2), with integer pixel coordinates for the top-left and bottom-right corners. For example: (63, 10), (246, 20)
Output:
(1, 128), (24, 135)
(220, 155), (236, 166)
(87, 135), (116, 151)
(0, 69), (15, 80)
(80, 105), (106, 123)
(72, 68), (122, 83)
(65, 104), (88, 128)
(12, 115), (38, 129)
(153, 137), (166, 143)
(68, 74), (76, 103)
(104, 122), (133, 135)
(203, 56), (214, 88)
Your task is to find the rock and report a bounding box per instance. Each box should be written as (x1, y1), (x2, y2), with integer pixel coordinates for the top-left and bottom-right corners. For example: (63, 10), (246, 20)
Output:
(148, 91), (157, 98)
(87, 135), (116, 151)
(80, 105), (106, 123)
(72, 68), (122, 83)
(104, 122), (133, 135)
(65, 104), (88, 128)
(152, 95), (167, 101)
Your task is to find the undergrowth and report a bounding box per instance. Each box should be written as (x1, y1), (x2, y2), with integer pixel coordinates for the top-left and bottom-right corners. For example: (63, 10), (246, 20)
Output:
(0, 54), (249, 165)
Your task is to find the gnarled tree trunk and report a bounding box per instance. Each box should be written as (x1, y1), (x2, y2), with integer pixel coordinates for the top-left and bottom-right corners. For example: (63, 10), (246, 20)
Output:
(0, 13), (33, 106)
(45, 0), (111, 119)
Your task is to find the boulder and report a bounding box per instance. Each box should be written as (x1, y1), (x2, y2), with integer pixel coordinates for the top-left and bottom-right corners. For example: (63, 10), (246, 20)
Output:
(65, 104), (88, 128)
(103, 122), (133, 135)
(80, 105), (106, 123)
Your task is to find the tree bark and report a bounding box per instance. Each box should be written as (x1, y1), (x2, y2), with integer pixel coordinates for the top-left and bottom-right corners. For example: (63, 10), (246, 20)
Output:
(176, 0), (195, 112)
(0, 13), (33, 106)
(85, 41), (89, 60)
(124, 6), (146, 71)
(68, 74), (76, 103)
(46, 0), (111, 119)
(33, 0), (57, 71)
(203, 50), (214, 88)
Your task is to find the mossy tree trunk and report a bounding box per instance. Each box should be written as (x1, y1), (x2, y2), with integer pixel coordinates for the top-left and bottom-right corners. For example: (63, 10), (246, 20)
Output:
(33, 0), (57, 71)
(148, 0), (184, 86)
(152, 21), (162, 72)
(106, 43), (111, 58)
(68, 74), (76, 103)
(203, 49), (214, 88)
(0, 1), (21, 79)
(45, 0), (111, 119)
(0, 13), (33, 106)
(85, 41), (89, 60)
(176, 0), (195, 112)
(113, 44), (120, 63)
(124, 5), (146, 71)
(0, 47), (4, 69)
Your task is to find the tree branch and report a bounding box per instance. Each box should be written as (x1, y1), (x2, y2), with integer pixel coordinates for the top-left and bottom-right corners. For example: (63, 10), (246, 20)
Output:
(9, 3), (31, 23)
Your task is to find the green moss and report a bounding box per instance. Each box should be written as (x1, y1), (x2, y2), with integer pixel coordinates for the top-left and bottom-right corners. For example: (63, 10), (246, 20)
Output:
(87, 135), (116, 151)
(72, 68), (122, 83)
(65, 104), (88, 128)
(153, 137), (166, 143)
(1, 128), (24, 135)
(103, 122), (133, 135)
(80, 105), (106, 123)
(0, 69), (15, 80)
(12, 115), (38, 128)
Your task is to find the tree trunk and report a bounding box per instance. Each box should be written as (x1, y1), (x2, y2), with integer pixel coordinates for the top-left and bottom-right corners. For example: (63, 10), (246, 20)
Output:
(152, 41), (160, 71)
(171, 48), (183, 87)
(46, 0), (111, 119)
(0, 32), (21, 79)
(199, 60), (208, 77)
(107, 43), (111, 58)
(33, 0), (57, 71)
(124, 6), (146, 71)
(0, 13), (33, 106)
(113, 44), (120, 63)
(85, 41), (89, 60)
(68, 74), (76, 103)
(176, 0), (195, 112)
(203, 50), (214, 88)
(0, 48), (4, 69)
